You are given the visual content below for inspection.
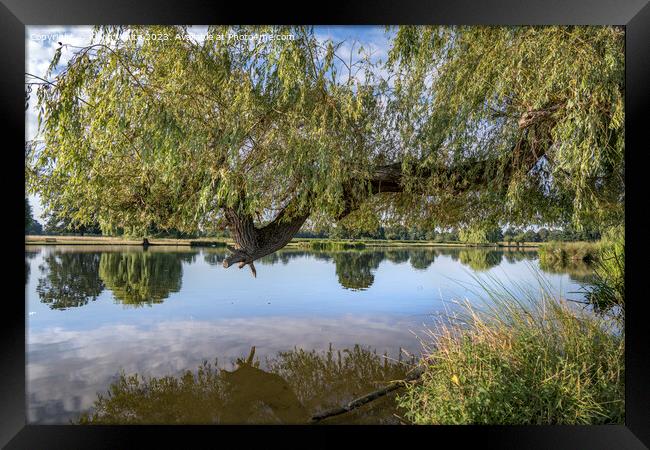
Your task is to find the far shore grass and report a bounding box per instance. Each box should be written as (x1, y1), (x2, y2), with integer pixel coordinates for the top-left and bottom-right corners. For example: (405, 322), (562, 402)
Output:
(25, 234), (544, 248)
(25, 235), (228, 247)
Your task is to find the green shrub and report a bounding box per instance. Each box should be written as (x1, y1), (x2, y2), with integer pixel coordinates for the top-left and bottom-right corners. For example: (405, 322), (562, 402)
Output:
(304, 240), (366, 251)
(538, 241), (600, 265)
(397, 277), (624, 425)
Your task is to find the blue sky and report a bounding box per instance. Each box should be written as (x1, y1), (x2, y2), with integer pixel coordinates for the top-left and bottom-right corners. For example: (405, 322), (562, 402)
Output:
(25, 25), (393, 223)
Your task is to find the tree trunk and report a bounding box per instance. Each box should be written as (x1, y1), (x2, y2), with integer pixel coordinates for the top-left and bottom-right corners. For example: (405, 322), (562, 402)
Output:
(222, 205), (310, 274)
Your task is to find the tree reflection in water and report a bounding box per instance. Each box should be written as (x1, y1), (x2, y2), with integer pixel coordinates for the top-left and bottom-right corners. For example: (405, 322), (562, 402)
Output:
(33, 247), (572, 308)
(383, 249), (410, 265)
(257, 250), (312, 265)
(98, 252), (184, 307)
(25, 247), (41, 285)
(78, 345), (414, 424)
(204, 247), (539, 290)
(203, 248), (226, 266)
(333, 251), (385, 291)
(502, 249), (538, 264)
(538, 258), (595, 284)
(457, 249), (503, 271)
(408, 249), (437, 270)
(36, 252), (105, 309)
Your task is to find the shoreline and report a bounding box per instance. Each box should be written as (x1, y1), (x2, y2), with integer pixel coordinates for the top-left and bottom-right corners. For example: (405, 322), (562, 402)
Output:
(25, 235), (542, 248)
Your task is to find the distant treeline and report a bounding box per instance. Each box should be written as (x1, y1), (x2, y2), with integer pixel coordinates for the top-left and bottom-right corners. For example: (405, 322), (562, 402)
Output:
(502, 227), (601, 243)
(26, 198), (600, 243)
(295, 226), (460, 242)
(296, 225), (601, 243)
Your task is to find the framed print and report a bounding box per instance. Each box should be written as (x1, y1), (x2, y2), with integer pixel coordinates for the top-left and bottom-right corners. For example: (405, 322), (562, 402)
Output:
(2, 0), (649, 448)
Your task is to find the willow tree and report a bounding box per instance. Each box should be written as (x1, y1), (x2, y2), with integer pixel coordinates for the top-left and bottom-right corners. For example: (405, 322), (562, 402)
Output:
(26, 25), (624, 274)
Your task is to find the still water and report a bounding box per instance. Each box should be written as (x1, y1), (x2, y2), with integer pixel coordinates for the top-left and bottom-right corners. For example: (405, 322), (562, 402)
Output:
(25, 245), (592, 424)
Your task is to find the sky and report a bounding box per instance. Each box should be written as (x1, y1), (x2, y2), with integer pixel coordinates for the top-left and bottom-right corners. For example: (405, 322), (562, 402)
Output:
(25, 25), (394, 224)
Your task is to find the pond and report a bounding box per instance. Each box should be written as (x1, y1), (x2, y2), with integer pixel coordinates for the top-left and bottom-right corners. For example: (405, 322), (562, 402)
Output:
(25, 245), (593, 424)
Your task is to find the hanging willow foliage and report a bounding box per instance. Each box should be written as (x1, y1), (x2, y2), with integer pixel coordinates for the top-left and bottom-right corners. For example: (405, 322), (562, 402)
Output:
(26, 25), (624, 269)
(387, 25), (624, 229)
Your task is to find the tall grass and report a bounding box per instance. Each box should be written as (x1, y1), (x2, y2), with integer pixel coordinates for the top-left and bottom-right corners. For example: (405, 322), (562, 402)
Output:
(396, 275), (624, 425)
(585, 227), (624, 317)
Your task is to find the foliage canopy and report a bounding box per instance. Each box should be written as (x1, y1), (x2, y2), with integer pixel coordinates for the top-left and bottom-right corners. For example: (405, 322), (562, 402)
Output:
(26, 25), (624, 262)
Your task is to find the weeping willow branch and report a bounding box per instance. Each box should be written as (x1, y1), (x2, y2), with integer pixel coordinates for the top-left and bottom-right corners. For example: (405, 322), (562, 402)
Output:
(222, 132), (545, 274)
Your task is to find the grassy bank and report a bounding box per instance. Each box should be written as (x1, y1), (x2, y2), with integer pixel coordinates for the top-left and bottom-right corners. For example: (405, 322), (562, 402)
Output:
(585, 228), (625, 315)
(25, 235), (227, 247)
(396, 278), (624, 425)
(26, 235), (544, 248)
(291, 238), (542, 249)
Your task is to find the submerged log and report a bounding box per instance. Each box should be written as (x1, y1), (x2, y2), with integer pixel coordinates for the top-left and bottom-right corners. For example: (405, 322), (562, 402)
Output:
(309, 365), (426, 423)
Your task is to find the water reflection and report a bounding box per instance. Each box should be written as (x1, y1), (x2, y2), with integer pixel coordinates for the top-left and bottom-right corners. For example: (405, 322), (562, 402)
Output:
(36, 252), (105, 310)
(503, 250), (538, 264)
(98, 252), (184, 307)
(27, 245), (593, 424)
(78, 344), (412, 424)
(203, 249), (226, 266)
(384, 249), (411, 264)
(258, 251), (311, 265)
(408, 249), (437, 270)
(538, 259), (596, 284)
(456, 249), (503, 271)
(25, 247), (41, 285)
(333, 252), (384, 291)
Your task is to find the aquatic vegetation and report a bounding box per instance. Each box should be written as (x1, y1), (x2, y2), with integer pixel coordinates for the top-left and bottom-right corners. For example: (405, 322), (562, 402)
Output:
(585, 228), (624, 317)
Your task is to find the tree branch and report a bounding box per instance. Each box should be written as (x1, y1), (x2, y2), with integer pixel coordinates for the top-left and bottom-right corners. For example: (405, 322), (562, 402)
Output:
(222, 149), (537, 272)
(222, 202), (310, 272)
(222, 108), (557, 272)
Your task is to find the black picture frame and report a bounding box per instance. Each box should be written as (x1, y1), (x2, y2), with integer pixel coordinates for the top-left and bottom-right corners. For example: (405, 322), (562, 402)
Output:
(2, 0), (649, 448)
